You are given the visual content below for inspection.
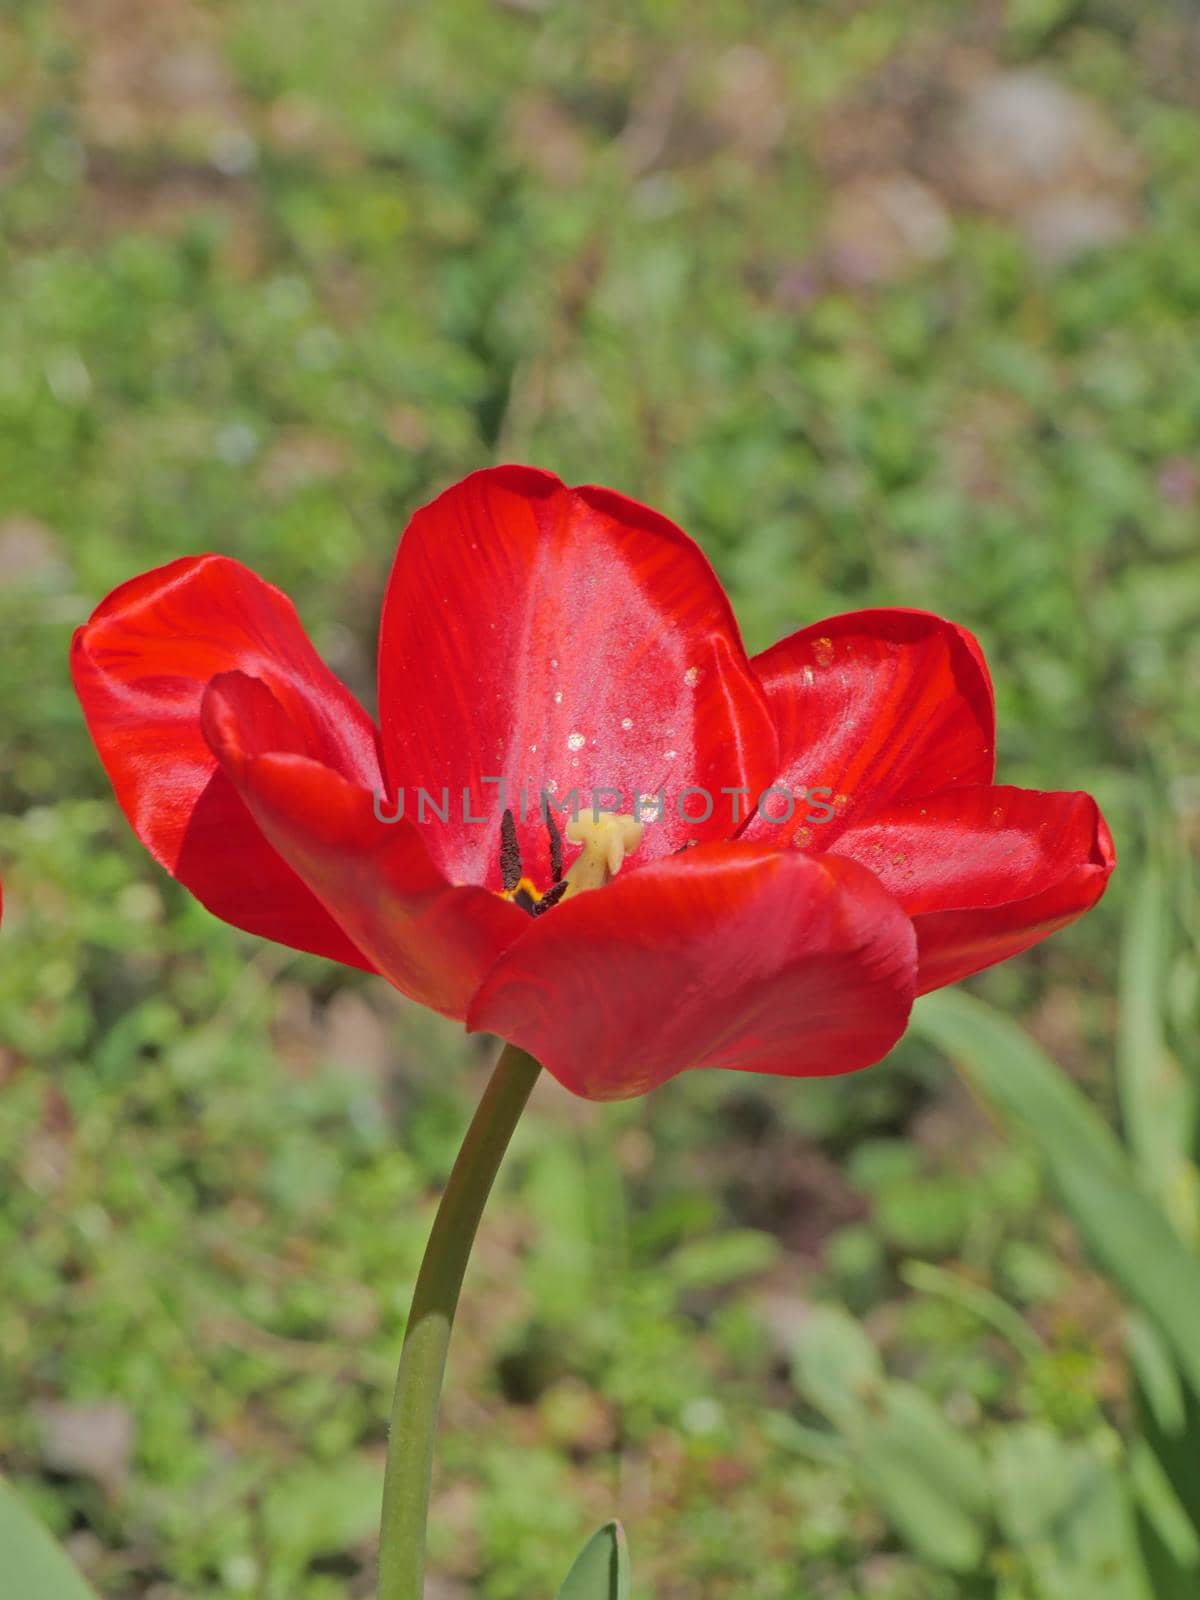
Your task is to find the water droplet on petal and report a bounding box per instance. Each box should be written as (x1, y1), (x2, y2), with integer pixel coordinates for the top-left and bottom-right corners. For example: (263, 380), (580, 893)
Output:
(567, 731), (585, 751)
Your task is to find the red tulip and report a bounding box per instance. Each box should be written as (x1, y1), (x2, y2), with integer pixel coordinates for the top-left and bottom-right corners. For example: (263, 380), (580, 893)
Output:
(72, 466), (1112, 1099)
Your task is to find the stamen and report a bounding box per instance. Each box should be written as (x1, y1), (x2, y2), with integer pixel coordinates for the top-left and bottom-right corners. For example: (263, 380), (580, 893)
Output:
(500, 808), (522, 892)
(497, 809), (642, 918)
(533, 880), (568, 916)
(546, 809), (564, 884)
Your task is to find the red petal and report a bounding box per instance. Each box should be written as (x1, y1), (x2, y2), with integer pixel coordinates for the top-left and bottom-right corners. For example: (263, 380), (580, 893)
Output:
(829, 785), (1114, 992)
(743, 609), (995, 848)
(71, 555), (382, 970)
(377, 466), (778, 891)
(202, 672), (528, 1019)
(467, 842), (917, 1100)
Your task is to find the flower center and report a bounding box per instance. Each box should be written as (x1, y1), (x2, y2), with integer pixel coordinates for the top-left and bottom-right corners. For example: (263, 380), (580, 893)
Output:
(561, 811), (644, 899)
(496, 807), (643, 917)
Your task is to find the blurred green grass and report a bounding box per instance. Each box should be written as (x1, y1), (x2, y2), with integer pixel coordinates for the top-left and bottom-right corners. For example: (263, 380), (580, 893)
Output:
(0, 1), (1198, 1596)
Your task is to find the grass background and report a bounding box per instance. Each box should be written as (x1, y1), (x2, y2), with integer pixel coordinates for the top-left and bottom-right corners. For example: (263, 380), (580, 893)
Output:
(1, 1), (1198, 1595)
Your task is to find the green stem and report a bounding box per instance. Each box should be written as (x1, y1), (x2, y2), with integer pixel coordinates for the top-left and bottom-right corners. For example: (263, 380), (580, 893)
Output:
(377, 1043), (542, 1600)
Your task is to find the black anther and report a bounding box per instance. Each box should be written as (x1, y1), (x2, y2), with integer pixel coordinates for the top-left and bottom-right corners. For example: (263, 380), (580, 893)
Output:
(533, 880), (568, 916)
(546, 810), (564, 884)
(500, 808), (522, 892)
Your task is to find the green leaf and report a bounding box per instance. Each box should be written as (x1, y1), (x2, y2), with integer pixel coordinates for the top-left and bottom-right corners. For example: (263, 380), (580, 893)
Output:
(261, 1455), (383, 1576)
(858, 1383), (990, 1573)
(1125, 1314), (1185, 1437)
(912, 990), (1200, 1396)
(790, 1303), (883, 1425)
(556, 1521), (630, 1600)
(1129, 1437), (1200, 1573)
(1117, 853), (1196, 1231)
(990, 1424), (1153, 1600)
(0, 1477), (100, 1600)
(1128, 1317), (1200, 1546)
(665, 1228), (780, 1291)
(793, 1307), (989, 1573)
(1134, 1505), (1200, 1600)
(901, 1260), (1045, 1362)
(912, 989), (1123, 1179)
(524, 1142), (601, 1326)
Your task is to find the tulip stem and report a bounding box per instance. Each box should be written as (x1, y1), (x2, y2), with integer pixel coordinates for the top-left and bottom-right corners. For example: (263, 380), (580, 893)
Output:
(377, 1042), (542, 1600)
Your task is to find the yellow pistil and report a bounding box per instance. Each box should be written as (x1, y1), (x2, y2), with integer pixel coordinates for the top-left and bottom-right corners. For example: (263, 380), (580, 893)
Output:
(561, 811), (644, 899)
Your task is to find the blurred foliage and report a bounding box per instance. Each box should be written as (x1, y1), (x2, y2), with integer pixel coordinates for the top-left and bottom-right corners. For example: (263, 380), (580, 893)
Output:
(1, 0), (1198, 1596)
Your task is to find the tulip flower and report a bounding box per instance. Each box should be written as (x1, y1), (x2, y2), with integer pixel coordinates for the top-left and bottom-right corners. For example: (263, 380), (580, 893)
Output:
(71, 465), (1111, 1098)
(71, 465), (1112, 1597)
